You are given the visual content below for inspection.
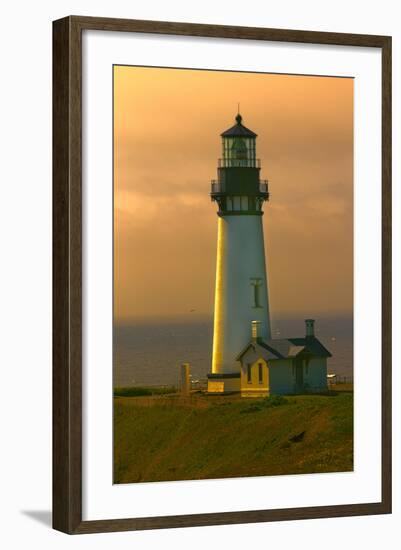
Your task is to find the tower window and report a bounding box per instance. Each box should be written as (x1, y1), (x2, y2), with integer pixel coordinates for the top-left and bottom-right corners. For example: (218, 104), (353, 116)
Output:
(231, 137), (248, 160)
(247, 364), (252, 383)
(233, 196), (241, 210)
(250, 278), (263, 308)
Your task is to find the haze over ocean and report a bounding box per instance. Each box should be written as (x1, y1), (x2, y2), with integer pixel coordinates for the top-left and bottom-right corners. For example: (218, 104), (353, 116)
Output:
(113, 316), (353, 387)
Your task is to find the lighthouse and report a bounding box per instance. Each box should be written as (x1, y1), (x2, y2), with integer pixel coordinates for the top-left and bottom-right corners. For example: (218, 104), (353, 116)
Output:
(207, 113), (271, 394)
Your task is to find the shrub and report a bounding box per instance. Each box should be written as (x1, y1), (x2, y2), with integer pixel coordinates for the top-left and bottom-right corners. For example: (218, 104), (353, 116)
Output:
(114, 386), (176, 397)
(240, 404), (263, 414)
(114, 387), (152, 397)
(240, 394), (288, 414)
(262, 394), (288, 407)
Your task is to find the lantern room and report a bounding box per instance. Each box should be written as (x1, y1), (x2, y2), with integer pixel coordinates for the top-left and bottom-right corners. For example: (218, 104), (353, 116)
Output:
(220, 113), (257, 168)
(210, 112), (269, 215)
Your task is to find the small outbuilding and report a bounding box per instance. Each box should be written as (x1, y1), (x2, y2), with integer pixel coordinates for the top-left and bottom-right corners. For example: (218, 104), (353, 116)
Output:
(236, 319), (331, 397)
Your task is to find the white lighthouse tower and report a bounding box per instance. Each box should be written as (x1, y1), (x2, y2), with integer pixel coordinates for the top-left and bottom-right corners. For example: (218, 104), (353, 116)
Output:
(207, 114), (271, 393)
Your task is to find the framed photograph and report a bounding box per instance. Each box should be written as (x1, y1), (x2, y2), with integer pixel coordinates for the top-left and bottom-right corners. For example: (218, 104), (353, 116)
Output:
(53, 16), (392, 534)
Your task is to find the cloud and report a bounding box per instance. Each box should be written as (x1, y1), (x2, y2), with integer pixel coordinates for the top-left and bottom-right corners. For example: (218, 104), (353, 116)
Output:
(114, 66), (353, 320)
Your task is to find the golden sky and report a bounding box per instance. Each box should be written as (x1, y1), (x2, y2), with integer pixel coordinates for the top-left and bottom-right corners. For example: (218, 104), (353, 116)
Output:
(114, 66), (353, 322)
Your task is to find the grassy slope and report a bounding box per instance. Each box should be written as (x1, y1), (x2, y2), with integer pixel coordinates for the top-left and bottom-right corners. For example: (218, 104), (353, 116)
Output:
(114, 392), (353, 484)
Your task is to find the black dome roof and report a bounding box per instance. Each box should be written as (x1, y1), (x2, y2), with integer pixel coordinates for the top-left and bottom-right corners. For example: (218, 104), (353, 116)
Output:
(221, 114), (257, 138)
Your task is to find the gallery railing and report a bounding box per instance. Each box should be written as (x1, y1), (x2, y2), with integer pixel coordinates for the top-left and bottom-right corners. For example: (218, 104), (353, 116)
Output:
(218, 158), (261, 168)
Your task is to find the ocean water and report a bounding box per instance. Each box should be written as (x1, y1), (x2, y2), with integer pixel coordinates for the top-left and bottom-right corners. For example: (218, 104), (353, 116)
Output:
(113, 316), (353, 387)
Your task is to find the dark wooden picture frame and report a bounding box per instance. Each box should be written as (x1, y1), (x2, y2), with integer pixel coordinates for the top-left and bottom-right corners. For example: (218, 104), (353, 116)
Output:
(53, 15), (392, 534)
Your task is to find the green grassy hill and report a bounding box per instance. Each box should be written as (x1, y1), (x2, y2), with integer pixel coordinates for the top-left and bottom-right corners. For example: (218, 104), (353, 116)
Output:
(114, 391), (353, 484)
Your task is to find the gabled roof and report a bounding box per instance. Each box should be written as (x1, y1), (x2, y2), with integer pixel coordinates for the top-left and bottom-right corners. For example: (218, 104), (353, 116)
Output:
(236, 336), (331, 362)
(221, 114), (257, 138)
(288, 345), (306, 357)
(236, 341), (278, 362)
(288, 337), (331, 358)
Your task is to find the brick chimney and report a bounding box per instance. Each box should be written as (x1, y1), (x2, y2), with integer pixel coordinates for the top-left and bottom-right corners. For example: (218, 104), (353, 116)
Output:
(252, 320), (261, 342)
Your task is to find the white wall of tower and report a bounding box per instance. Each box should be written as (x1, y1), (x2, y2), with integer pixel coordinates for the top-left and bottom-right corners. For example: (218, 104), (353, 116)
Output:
(211, 214), (271, 374)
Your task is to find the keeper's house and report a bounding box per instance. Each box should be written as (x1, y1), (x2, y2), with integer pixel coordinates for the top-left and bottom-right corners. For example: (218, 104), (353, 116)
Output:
(208, 319), (331, 397)
(235, 319), (331, 397)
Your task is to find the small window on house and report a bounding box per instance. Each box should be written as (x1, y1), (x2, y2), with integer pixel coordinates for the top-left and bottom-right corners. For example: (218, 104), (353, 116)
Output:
(247, 364), (252, 383)
(258, 363), (263, 384)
